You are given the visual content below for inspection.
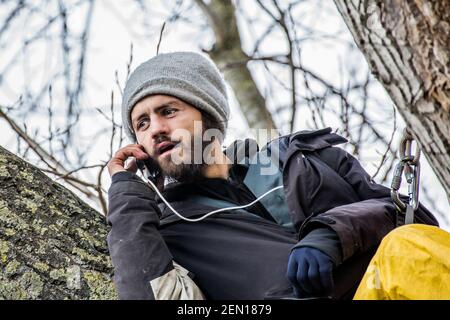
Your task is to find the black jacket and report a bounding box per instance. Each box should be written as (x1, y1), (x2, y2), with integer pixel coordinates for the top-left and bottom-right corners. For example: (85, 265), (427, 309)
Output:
(106, 128), (438, 300)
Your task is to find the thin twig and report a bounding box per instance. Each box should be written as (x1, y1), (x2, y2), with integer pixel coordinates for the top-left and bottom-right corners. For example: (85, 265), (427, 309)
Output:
(372, 107), (397, 180)
(0, 105), (97, 199)
(156, 21), (166, 55)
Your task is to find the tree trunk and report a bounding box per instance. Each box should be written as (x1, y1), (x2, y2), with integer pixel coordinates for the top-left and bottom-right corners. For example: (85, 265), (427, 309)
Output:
(194, 0), (278, 133)
(334, 0), (450, 199)
(0, 146), (117, 299)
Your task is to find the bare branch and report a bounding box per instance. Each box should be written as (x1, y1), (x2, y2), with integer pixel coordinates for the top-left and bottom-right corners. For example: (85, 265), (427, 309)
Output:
(156, 21), (166, 55)
(0, 105), (98, 200)
(372, 106), (397, 180)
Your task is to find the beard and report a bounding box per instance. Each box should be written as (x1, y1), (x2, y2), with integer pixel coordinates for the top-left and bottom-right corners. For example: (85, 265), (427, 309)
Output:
(156, 137), (211, 184)
(162, 162), (206, 184)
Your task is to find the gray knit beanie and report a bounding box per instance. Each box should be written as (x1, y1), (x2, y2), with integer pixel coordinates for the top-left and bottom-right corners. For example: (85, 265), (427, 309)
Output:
(122, 51), (230, 141)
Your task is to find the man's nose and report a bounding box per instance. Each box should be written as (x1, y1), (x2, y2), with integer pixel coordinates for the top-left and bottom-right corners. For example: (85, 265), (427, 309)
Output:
(149, 116), (169, 139)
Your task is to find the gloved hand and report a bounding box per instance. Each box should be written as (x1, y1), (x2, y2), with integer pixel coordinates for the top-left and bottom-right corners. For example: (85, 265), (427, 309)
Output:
(287, 247), (334, 298)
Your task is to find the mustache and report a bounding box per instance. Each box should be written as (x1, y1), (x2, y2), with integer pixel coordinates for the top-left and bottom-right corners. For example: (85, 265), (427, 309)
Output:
(152, 136), (187, 159)
(154, 135), (181, 151)
(155, 135), (177, 144)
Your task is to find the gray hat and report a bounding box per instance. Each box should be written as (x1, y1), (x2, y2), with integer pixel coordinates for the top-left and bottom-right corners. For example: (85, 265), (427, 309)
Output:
(122, 51), (230, 141)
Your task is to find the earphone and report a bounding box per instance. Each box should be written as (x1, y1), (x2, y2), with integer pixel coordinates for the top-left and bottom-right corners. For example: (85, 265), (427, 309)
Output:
(141, 172), (284, 223)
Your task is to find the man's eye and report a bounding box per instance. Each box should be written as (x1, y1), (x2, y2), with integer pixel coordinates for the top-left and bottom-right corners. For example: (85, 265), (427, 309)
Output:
(163, 108), (177, 116)
(137, 119), (149, 130)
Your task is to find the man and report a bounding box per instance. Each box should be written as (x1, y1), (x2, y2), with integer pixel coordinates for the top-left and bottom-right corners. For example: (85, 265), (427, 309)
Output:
(106, 51), (438, 300)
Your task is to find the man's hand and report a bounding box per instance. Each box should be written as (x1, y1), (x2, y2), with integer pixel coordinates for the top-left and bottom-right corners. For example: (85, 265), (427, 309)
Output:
(287, 247), (334, 298)
(107, 144), (150, 177)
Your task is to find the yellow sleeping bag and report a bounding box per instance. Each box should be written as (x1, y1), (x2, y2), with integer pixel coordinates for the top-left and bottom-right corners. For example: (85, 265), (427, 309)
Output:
(354, 224), (450, 300)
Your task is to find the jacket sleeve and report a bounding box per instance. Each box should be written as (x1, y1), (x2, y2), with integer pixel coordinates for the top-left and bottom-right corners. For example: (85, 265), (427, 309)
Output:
(293, 227), (343, 265)
(107, 171), (204, 300)
(298, 146), (439, 262)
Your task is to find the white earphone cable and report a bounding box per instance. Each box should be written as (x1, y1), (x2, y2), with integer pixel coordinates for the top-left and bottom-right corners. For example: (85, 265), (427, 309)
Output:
(144, 177), (283, 222)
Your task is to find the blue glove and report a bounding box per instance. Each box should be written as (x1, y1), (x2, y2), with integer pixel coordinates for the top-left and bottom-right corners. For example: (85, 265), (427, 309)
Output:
(287, 247), (334, 298)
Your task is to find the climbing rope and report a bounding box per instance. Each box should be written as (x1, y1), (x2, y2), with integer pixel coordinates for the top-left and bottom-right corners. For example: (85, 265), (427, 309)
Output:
(391, 128), (421, 225)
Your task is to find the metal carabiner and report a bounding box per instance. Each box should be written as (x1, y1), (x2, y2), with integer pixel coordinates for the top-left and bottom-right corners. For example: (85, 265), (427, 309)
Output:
(399, 129), (421, 165)
(407, 161), (420, 212)
(391, 160), (407, 212)
(391, 156), (417, 212)
(391, 128), (421, 224)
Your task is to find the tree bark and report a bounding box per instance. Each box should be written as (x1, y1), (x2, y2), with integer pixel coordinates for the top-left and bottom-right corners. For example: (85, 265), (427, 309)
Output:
(334, 0), (450, 198)
(0, 146), (116, 299)
(194, 0), (278, 133)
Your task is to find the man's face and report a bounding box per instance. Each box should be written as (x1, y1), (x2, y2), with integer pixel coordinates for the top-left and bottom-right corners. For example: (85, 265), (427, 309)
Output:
(131, 94), (209, 182)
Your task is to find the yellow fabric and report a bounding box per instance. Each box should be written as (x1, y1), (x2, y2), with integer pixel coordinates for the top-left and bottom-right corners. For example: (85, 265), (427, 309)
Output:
(354, 224), (450, 300)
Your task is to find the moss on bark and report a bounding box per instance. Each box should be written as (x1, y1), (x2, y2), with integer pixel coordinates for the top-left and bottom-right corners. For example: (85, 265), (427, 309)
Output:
(0, 146), (117, 299)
